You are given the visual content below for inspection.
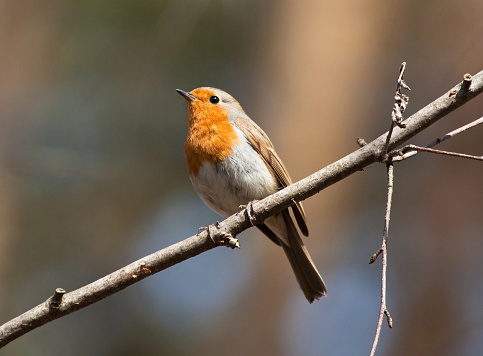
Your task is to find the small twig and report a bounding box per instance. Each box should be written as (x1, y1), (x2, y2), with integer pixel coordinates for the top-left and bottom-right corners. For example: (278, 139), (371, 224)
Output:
(383, 62), (411, 156)
(425, 115), (482, 148)
(369, 163), (395, 356)
(402, 145), (483, 161)
(371, 69), (409, 353)
(392, 116), (483, 161)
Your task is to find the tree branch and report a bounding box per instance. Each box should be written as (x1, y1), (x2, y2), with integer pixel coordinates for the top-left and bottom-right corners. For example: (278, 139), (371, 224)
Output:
(1, 69), (482, 348)
(368, 69), (481, 356)
(369, 163), (395, 356)
(392, 116), (483, 161)
(399, 145), (483, 161)
(383, 62), (411, 154)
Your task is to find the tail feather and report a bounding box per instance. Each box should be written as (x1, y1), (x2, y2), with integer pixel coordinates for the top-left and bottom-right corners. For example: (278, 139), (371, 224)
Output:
(280, 210), (327, 303)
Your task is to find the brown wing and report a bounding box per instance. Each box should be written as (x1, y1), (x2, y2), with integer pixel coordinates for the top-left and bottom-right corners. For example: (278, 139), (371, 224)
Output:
(234, 116), (309, 236)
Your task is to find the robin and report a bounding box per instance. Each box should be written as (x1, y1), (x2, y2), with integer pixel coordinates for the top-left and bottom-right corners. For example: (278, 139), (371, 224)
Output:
(177, 87), (326, 303)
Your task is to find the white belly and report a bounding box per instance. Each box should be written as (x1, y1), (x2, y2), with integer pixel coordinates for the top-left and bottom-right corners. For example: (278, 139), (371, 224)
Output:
(189, 139), (279, 217)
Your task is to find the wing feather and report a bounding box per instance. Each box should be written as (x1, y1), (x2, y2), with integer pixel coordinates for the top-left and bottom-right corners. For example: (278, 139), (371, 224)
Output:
(234, 116), (309, 236)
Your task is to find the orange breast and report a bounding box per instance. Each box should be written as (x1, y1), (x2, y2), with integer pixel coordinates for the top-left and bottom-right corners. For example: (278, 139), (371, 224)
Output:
(184, 99), (240, 176)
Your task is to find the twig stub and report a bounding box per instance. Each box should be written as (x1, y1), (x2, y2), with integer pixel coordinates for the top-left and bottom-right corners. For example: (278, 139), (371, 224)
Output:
(357, 138), (368, 147)
(461, 73), (472, 92)
(206, 223), (241, 249)
(49, 288), (66, 310)
(221, 232), (241, 249)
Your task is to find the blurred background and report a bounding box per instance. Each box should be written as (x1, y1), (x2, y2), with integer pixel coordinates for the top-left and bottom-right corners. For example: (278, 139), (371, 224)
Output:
(0, 0), (482, 355)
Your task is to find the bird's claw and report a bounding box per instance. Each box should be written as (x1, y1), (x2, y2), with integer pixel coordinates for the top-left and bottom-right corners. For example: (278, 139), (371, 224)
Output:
(198, 223), (220, 244)
(199, 222), (240, 249)
(238, 200), (258, 226)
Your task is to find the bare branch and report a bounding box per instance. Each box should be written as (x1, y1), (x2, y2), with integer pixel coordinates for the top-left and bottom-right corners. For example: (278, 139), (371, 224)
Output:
(424, 115), (483, 148)
(368, 71), (482, 355)
(401, 145), (483, 161)
(368, 65), (408, 356)
(1, 69), (482, 348)
(369, 163), (395, 356)
(383, 62), (411, 155)
(392, 116), (483, 161)
(0, 231), (225, 348)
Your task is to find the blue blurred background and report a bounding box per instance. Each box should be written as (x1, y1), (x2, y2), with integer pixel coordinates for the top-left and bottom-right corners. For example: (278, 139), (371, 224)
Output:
(1, 1), (482, 355)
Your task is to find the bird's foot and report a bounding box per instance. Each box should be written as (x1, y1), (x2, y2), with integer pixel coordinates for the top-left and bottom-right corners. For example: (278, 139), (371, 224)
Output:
(238, 200), (259, 226)
(199, 222), (240, 249)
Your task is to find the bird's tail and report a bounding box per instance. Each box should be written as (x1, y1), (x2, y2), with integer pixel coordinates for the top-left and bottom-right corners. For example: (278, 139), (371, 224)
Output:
(280, 210), (327, 303)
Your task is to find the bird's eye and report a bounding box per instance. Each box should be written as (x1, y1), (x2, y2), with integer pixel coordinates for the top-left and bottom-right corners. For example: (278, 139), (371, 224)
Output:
(209, 96), (220, 104)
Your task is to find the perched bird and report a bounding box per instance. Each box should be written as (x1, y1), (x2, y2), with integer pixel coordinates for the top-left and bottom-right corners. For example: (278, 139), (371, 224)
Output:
(177, 87), (326, 303)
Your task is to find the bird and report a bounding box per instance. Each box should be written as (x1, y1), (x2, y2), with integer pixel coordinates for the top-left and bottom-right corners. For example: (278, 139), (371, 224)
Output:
(177, 87), (327, 303)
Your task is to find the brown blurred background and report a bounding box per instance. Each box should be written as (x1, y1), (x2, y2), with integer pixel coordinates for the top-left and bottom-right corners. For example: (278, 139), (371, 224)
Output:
(1, 1), (482, 355)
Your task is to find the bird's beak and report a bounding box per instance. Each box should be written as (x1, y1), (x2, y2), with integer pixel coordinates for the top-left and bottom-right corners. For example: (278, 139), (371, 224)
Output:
(176, 89), (196, 102)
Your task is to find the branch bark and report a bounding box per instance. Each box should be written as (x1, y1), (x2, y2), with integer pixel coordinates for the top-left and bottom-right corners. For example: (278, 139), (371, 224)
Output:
(1, 70), (482, 348)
